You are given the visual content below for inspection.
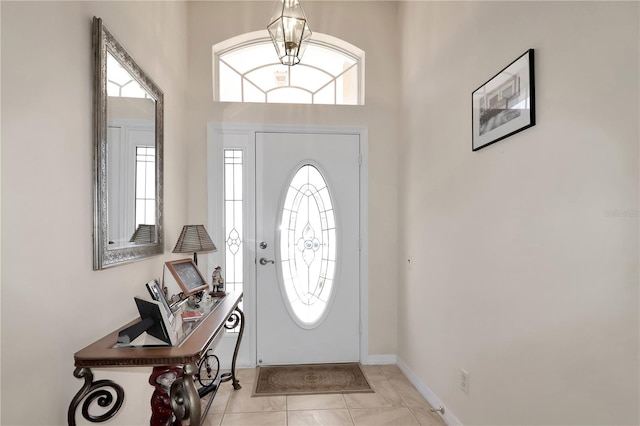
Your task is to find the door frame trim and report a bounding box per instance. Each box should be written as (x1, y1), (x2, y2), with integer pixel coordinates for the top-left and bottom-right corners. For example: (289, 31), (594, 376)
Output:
(207, 123), (369, 366)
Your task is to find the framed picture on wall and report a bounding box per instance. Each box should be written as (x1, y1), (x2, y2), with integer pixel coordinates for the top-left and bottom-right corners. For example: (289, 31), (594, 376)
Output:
(472, 49), (536, 151)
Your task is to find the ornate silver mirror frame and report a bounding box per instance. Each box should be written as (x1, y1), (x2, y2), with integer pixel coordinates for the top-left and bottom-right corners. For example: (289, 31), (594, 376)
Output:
(93, 17), (164, 270)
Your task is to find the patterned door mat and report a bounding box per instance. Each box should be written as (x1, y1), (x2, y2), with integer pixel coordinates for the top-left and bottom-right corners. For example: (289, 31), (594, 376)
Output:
(253, 363), (374, 396)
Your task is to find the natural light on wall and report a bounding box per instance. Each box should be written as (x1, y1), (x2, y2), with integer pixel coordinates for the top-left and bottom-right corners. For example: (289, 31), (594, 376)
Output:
(213, 31), (364, 105)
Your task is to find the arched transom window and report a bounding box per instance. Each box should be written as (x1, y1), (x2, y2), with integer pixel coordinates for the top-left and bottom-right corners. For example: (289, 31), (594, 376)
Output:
(213, 31), (364, 105)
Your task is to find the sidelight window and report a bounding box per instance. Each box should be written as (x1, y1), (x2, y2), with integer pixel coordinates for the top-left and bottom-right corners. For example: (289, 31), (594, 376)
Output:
(134, 146), (156, 229)
(223, 149), (244, 331)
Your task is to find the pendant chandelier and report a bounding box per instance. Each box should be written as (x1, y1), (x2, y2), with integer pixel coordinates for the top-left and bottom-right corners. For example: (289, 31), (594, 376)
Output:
(267, 0), (312, 66)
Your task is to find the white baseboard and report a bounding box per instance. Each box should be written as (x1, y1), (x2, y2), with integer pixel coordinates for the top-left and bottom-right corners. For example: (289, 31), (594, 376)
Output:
(396, 357), (463, 426)
(361, 354), (397, 365)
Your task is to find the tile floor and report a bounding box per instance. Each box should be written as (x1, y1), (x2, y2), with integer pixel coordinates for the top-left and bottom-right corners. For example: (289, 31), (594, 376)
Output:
(200, 364), (447, 426)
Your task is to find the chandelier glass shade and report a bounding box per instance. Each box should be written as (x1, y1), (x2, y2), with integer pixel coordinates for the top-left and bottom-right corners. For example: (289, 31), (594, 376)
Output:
(267, 0), (312, 66)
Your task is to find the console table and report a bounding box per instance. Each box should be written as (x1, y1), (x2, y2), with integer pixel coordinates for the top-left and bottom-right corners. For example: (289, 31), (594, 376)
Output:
(68, 291), (244, 426)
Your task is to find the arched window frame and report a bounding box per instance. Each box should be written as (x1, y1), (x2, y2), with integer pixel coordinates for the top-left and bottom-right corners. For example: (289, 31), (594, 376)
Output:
(212, 30), (365, 105)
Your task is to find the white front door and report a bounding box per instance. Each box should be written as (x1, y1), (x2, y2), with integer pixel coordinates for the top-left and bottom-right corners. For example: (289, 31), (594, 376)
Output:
(255, 132), (360, 365)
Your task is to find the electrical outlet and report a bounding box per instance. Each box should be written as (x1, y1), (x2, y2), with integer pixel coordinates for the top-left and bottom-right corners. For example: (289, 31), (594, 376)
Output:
(460, 369), (470, 394)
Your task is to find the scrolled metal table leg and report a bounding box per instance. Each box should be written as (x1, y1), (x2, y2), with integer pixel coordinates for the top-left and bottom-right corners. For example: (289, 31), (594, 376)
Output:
(170, 363), (201, 426)
(68, 367), (124, 426)
(221, 306), (244, 390)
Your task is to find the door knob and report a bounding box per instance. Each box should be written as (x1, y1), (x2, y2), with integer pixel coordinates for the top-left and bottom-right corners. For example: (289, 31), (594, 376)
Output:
(259, 257), (275, 265)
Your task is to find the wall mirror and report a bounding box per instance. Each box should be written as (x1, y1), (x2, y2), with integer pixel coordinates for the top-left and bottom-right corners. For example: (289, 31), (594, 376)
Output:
(93, 17), (163, 270)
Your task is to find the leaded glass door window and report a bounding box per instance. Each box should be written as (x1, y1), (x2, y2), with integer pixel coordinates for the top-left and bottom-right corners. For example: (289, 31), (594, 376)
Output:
(280, 164), (336, 328)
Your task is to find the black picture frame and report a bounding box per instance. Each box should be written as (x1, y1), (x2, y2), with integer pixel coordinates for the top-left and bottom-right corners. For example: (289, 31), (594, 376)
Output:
(472, 49), (535, 151)
(165, 258), (209, 296)
(133, 297), (176, 345)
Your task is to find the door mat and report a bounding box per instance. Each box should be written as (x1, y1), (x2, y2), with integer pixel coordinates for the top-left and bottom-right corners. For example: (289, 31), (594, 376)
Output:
(253, 363), (374, 396)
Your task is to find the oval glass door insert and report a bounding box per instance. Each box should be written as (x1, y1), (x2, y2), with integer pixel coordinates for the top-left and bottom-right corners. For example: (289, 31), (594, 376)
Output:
(279, 164), (337, 328)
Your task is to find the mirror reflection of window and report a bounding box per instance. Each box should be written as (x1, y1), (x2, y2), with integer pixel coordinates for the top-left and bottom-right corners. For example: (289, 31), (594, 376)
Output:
(107, 52), (152, 99)
(135, 146), (156, 229)
(105, 51), (157, 248)
(106, 122), (155, 247)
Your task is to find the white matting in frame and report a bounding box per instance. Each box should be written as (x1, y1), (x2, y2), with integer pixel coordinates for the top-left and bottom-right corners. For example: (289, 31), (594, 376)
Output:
(472, 49), (536, 151)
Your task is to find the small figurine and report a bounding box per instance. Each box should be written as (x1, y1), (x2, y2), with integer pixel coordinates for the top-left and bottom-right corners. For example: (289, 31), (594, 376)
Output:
(211, 266), (225, 296)
(149, 366), (180, 426)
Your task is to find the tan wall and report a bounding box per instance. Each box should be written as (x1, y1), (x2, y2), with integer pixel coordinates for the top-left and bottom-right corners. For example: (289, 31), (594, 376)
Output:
(1, 2), (189, 424)
(397, 1), (639, 424)
(4, 1), (635, 425)
(185, 1), (401, 357)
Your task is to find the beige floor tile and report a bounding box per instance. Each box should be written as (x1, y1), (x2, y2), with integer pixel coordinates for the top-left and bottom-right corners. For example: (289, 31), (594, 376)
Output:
(287, 394), (347, 410)
(389, 377), (429, 407)
(379, 364), (404, 379)
(359, 365), (387, 382)
(200, 384), (233, 414)
(350, 407), (419, 426)
(288, 409), (354, 426)
(409, 406), (447, 426)
(226, 385), (286, 413)
(235, 368), (257, 385)
(216, 365), (435, 426)
(344, 380), (403, 408)
(203, 412), (224, 426)
(221, 411), (287, 426)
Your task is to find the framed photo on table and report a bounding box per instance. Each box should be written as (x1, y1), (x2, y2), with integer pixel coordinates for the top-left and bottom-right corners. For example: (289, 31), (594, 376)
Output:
(165, 258), (209, 296)
(472, 49), (535, 151)
(146, 279), (174, 321)
(146, 279), (164, 301)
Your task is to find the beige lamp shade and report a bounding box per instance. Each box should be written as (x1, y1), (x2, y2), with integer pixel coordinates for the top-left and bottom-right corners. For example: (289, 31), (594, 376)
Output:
(129, 224), (156, 244)
(172, 225), (217, 265)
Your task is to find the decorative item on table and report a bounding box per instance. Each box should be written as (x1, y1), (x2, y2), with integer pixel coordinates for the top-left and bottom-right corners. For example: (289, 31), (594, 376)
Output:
(116, 279), (178, 346)
(210, 266), (226, 297)
(172, 225), (217, 265)
(117, 297), (177, 346)
(472, 49), (535, 151)
(181, 311), (203, 322)
(145, 279), (174, 322)
(164, 258), (210, 308)
(187, 295), (199, 309)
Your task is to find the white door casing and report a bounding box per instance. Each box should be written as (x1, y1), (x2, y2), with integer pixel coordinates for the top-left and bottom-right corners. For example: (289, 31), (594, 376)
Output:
(206, 124), (369, 368)
(256, 132), (360, 365)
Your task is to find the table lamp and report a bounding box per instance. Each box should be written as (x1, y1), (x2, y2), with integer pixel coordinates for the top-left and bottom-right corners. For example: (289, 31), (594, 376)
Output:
(172, 225), (217, 265)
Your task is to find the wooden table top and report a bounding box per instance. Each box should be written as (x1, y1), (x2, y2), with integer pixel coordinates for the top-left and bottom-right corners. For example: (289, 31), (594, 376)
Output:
(74, 291), (243, 368)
